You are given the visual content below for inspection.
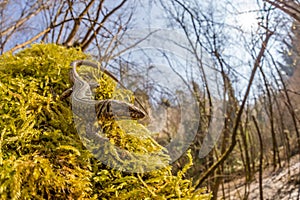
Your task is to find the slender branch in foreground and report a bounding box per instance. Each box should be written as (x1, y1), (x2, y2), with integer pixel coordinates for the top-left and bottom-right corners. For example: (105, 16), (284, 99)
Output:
(8, 27), (51, 53)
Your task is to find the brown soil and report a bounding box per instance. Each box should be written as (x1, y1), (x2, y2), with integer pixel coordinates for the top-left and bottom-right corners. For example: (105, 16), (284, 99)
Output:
(218, 155), (300, 200)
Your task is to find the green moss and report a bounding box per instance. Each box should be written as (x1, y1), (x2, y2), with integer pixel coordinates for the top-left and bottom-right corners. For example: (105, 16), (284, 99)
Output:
(0, 43), (211, 199)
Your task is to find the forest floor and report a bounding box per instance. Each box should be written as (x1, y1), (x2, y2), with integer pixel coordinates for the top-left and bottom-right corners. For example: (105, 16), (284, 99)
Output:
(218, 154), (300, 200)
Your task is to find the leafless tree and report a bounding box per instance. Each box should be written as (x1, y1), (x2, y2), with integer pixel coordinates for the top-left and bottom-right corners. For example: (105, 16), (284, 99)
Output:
(1, 0), (299, 199)
(156, 0), (300, 199)
(0, 0), (132, 57)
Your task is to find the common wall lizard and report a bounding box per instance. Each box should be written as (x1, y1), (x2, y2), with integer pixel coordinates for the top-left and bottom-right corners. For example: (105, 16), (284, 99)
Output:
(59, 60), (148, 141)
(64, 60), (147, 121)
(61, 61), (170, 172)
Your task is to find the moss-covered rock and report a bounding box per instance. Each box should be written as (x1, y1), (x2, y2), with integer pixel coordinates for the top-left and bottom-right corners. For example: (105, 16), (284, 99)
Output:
(0, 44), (211, 199)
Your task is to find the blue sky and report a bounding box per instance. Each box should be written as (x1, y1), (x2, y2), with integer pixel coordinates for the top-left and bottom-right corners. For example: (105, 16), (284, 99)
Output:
(2, 0), (293, 101)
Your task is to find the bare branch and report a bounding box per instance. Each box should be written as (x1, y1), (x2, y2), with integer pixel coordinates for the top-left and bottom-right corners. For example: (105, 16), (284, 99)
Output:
(264, 0), (300, 22)
(8, 27), (51, 53)
(195, 30), (274, 188)
(63, 0), (96, 46)
(81, 0), (128, 51)
(0, 1), (46, 36)
(80, 1), (104, 46)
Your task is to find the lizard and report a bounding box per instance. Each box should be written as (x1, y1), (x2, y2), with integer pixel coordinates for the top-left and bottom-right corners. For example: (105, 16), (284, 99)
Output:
(60, 60), (147, 140)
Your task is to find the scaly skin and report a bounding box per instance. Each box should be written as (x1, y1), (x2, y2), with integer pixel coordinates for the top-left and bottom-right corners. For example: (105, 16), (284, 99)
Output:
(69, 60), (146, 121)
(59, 60), (147, 140)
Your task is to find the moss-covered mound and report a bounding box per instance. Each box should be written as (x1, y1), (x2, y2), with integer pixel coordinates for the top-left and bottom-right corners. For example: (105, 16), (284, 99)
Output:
(0, 44), (211, 199)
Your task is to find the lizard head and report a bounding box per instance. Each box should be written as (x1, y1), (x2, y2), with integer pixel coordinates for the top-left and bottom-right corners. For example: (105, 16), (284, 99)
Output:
(96, 100), (146, 120)
(110, 100), (146, 120)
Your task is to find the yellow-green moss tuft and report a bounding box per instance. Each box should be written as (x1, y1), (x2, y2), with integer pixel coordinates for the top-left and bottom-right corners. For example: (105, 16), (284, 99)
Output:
(0, 43), (211, 199)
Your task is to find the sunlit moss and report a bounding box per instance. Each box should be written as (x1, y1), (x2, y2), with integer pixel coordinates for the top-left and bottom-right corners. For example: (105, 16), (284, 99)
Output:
(0, 44), (211, 199)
